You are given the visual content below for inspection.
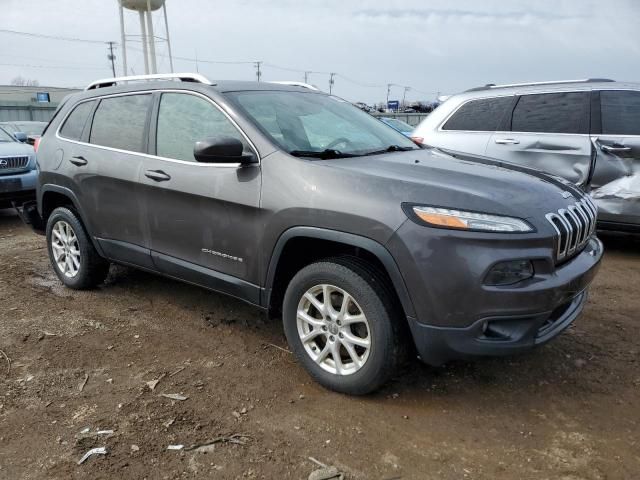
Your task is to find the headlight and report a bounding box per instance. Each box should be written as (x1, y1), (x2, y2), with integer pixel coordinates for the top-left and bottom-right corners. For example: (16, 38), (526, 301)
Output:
(409, 206), (534, 233)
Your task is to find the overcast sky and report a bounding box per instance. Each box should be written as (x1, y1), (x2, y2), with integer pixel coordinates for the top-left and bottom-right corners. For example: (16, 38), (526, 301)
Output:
(1, 0), (639, 103)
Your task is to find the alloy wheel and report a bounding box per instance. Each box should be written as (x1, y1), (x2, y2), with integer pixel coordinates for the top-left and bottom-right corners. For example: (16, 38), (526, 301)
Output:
(296, 284), (371, 375)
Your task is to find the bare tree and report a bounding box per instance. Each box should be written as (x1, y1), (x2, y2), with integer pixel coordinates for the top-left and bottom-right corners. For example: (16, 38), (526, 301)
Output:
(10, 76), (40, 87)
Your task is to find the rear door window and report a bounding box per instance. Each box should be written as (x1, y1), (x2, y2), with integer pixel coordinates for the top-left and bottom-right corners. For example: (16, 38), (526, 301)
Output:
(89, 94), (152, 153)
(442, 96), (513, 131)
(511, 92), (589, 134)
(600, 90), (640, 135)
(59, 101), (95, 141)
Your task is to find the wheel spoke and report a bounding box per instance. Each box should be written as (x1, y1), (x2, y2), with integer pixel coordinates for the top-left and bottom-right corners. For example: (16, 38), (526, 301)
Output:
(71, 255), (80, 270)
(341, 339), (362, 368)
(342, 331), (370, 349)
(300, 328), (324, 343)
(315, 344), (330, 365)
(342, 312), (365, 326)
(330, 342), (343, 375)
(52, 230), (64, 242)
(304, 292), (325, 315)
(297, 310), (324, 328)
(338, 292), (352, 317)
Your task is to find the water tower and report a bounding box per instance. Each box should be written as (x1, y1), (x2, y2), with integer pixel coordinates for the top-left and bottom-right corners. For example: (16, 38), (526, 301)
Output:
(117, 0), (174, 75)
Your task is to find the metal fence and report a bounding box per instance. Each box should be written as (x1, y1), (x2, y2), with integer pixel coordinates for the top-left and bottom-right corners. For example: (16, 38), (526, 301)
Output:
(0, 101), (58, 122)
(370, 112), (430, 127)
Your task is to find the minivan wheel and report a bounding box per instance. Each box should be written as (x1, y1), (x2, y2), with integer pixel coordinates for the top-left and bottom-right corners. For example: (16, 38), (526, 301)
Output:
(46, 207), (110, 289)
(283, 258), (403, 395)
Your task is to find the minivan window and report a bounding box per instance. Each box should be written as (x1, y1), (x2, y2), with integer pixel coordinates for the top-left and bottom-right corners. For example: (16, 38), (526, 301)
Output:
(89, 94), (151, 153)
(442, 97), (513, 132)
(511, 92), (589, 134)
(601, 90), (640, 136)
(59, 101), (95, 141)
(227, 91), (417, 155)
(156, 93), (249, 162)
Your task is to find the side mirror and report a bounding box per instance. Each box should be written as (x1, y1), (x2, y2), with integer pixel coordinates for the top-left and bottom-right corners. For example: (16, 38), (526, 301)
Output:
(194, 136), (257, 164)
(13, 132), (27, 143)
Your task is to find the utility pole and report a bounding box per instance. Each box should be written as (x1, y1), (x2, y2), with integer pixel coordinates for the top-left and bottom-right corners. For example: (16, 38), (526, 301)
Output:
(255, 61), (262, 82)
(402, 86), (411, 109)
(386, 83), (392, 109)
(106, 41), (116, 77)
(329, 73), (336, 94)
(304, 71), (312, 84)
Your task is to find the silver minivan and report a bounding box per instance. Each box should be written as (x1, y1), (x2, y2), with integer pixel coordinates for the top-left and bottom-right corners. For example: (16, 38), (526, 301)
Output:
(412, 79), (640, 232)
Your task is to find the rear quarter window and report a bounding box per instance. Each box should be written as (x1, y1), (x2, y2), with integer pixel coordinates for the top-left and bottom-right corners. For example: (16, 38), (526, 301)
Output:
(59, 101), (95, 141)
(600, 90), (640, 136)
(442, 96), (513, 132)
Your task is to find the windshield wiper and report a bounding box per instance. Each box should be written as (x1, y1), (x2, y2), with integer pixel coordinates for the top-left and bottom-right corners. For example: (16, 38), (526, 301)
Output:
(289, 149), (358, 159)
(362, 145), (417, 156)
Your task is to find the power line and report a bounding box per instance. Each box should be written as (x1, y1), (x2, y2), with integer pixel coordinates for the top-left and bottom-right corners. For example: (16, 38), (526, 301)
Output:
(0, 62), (109, 71)
(0, 28), (108, 45)
(0, 28), (444, 99)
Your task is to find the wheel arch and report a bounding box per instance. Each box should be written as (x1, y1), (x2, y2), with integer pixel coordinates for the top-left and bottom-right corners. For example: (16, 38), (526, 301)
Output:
(40, 185), (104, 255)
(263, 227), (415, 319)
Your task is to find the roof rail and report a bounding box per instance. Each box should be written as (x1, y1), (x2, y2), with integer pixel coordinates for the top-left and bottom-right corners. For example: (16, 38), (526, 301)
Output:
(268, 81), (319, 91)
(465, 78), (615, 92)
(85, 73), (213, 90)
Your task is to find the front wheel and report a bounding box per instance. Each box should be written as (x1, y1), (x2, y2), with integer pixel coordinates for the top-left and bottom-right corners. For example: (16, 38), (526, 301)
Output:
(283, 258), (403, 395)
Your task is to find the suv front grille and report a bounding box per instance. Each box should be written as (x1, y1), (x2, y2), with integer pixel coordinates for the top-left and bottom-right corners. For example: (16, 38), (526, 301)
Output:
(546, 196), (597, 262)
(0, 156), (29, 172)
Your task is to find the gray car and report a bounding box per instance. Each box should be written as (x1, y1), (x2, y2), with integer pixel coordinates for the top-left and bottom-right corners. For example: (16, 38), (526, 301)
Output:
(0, 126), (37, 208)
(412, 79), (640, 232)
(25, 73), (603, 394)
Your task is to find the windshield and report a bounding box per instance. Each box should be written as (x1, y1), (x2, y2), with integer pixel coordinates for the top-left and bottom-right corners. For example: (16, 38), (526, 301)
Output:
(14, 122), (46, 135)
(227, 91), (418, 156)
(0, 123), (17, 134)
(0, 127), (15, 142)
(384, 118), (413, 132)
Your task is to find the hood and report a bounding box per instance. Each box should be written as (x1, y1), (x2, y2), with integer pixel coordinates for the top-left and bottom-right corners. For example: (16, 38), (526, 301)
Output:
(0, 141), (35, 156)
(317, 147), (582, 222)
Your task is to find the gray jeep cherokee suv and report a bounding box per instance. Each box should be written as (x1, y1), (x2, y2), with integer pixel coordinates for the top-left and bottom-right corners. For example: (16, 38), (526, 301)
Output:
(29, 73), (603, 394)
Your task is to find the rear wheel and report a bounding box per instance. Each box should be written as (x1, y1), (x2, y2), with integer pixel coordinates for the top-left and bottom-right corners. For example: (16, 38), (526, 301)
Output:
(46, 207), (109, 289)
(283, 258), (403, 395)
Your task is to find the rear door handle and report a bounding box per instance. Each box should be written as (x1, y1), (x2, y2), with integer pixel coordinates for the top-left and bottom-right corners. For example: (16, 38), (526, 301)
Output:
(601, 144), (631, 153)
(494, 138), (520, 145)
(144, 169), (171, 182)
(69, 155), (88, 166)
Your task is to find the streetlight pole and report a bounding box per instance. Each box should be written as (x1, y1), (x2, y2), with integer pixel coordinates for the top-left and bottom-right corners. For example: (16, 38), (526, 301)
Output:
(329, 73), (336, 94)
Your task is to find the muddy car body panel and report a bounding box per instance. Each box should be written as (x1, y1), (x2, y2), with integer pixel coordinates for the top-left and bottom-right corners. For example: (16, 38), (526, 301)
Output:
(413, 80), (640, 232)
(33, 74), (603, 377)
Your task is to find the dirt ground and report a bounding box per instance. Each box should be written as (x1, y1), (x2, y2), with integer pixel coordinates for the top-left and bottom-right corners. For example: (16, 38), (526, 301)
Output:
(0, 208), (638, 480)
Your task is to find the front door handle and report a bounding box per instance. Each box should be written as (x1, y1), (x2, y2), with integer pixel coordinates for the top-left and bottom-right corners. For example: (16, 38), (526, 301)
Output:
(494, 138), (520, 145)
(144, 169), (171, 182)
(69, 155), (88, 166)
(601, 144), (631, 153)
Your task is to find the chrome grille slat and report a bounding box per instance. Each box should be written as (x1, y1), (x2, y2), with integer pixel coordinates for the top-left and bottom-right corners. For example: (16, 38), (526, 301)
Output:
(0, 156), (29, 171)
(546, 196), (597, 262)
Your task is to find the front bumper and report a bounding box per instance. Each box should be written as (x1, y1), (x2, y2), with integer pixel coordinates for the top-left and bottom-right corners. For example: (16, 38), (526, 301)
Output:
(387, 219), (603, 365)
(0, 169), (37, 205)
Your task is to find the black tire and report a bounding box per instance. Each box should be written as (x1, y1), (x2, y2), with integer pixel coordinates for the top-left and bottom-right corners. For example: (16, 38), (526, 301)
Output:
(46, 207), (110, 290)
(283, 257), (404, 395)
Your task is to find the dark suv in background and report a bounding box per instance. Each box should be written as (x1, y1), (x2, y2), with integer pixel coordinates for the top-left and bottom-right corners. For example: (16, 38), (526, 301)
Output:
(28, 73), (603, 394)
(413, 79), (640, 232)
